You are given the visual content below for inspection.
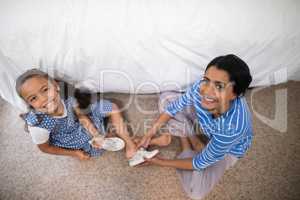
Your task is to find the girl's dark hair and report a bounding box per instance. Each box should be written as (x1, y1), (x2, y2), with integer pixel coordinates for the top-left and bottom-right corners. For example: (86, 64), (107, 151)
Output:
(74, 87), (93, 113)
(205, 54), (252, 96)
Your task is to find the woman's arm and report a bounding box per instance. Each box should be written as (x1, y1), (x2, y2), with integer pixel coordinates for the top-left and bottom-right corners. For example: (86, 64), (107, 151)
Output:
(137, 113), (172, 148)
(138, 86), (196, 148)
(37, 142), (90, 160)
(148, 113), (172, 137)
(145, 156), (194, 170)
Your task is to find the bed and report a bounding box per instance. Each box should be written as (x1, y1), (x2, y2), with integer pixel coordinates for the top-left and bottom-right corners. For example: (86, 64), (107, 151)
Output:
(0, 0), (299, 111)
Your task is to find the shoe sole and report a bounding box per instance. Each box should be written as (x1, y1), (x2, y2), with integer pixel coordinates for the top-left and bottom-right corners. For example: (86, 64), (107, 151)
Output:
(89, 137), (125, 151)
(102, 137), (125, 151)
(129, 149), (159, 167)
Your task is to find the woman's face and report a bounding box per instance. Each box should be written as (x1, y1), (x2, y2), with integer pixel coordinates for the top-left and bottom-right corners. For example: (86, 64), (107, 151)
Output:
(199, 66), (237, 117)
(20, 76), (62, 115)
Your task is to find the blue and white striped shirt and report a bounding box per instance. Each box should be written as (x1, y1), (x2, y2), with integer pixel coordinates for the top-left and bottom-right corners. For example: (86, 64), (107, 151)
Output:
(165, 80), (253, 170)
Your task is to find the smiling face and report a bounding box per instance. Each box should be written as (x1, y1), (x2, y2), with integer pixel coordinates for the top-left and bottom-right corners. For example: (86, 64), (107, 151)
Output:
(199, 66), (237, 117)
(19, 76), (63, 116)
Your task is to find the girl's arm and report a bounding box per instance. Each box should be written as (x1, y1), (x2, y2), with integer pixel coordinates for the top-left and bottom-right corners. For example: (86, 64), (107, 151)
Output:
(37, 142), (90, 160)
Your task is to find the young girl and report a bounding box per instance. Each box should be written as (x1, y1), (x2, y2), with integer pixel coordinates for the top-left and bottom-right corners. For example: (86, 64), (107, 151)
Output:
(15, 69), (137, 160)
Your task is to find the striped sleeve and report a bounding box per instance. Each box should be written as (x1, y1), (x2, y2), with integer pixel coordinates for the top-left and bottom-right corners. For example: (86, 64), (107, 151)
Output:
(192, 132), (242, 170)
(192, 98), (250, 170)
(164, 83), (196, 117)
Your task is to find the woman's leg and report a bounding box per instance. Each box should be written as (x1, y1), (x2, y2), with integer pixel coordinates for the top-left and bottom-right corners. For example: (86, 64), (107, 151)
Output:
(186, 155), (238, 199)
(159, 92), (195, 135)
(188, 136), (205, 152)
(149, 133), (172, 147)
(179, 137), (192, 152)
(109, 103), (137, 159)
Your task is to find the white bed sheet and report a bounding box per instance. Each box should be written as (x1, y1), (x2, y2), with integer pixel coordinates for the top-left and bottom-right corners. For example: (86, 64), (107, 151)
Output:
(0, 0), (299, 111)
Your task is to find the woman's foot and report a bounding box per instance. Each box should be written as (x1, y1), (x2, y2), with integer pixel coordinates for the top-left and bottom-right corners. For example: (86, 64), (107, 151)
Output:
(133, 134), (172, 147)
(188, 135), (205, 152)
(179, 137), (192, 152)
(151, 134), (172, 147)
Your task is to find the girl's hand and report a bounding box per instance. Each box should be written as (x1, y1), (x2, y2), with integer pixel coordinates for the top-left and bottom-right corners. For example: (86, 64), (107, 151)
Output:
(89, 135), (104, 149)
(74, 150), (90, 160)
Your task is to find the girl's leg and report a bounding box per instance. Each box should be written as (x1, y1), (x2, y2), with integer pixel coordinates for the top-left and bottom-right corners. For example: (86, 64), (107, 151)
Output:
(109, 103), (137, 159)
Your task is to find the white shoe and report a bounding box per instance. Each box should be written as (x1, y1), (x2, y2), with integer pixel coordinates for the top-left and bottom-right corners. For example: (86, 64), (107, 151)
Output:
(89, 137), (125, 151)
(129, 148), (159, 167)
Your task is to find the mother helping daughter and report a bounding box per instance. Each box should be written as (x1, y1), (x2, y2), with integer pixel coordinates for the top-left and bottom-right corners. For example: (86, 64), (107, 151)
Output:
(15, 69), (157, 162)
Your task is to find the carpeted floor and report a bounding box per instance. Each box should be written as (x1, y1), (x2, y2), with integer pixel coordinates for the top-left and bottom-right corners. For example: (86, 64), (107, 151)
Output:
(0, 81), (299, 200)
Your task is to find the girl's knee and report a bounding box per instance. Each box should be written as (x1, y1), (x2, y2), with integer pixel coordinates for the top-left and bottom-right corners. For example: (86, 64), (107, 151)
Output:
(111, 102), (120, 113)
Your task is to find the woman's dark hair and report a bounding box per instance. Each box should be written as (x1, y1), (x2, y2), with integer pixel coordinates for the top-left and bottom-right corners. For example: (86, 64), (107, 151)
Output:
(205, 54), (252, 96)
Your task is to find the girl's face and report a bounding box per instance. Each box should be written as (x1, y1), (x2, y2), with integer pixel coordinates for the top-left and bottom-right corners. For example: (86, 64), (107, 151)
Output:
(20, 76), (62, 115)
(199, 66), (237, 117)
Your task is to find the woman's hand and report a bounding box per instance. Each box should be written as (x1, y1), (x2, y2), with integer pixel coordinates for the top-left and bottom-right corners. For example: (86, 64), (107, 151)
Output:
(144, 155), (166, 166)
(137, 134), (152, 149)
(137, 113), (172, 148)
(74, 150), (90, 160)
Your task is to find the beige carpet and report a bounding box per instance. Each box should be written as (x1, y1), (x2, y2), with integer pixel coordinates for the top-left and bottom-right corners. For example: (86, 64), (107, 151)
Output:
(0, 81), (299, 200)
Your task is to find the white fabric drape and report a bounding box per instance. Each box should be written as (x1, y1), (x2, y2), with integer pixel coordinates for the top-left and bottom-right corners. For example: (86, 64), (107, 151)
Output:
(0, 0), (299, 110)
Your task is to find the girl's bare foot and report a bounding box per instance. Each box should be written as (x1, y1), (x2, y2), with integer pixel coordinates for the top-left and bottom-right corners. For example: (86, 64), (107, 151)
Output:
(105, 131), (116, 138)
(133, 137), (142, 145)
(125, 141), (137, 159)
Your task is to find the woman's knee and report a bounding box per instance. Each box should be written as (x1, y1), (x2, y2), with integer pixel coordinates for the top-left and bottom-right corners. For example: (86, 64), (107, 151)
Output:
(160, 134), (172, 146)
(158, 92), (181, 112)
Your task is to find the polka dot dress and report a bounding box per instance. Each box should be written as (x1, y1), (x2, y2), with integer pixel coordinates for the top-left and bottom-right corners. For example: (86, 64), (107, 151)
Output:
(25, 98), (113, 157)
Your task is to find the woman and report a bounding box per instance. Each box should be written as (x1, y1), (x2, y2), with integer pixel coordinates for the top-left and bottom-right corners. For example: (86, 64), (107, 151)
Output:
(137, 54), (253, 199)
